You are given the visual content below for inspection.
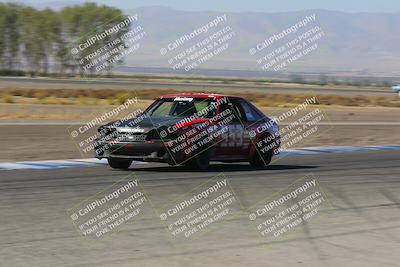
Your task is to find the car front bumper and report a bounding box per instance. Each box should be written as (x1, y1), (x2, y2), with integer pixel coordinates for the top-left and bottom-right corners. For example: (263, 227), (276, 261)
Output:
(95, 140), (184, 164)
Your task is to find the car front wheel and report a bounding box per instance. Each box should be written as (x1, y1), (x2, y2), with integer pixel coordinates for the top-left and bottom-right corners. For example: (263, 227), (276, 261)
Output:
(186, 148), (211, 171)
(107, 158), (133, 169)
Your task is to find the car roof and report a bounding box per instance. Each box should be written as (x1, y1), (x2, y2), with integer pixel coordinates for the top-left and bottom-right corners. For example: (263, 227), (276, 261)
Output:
(160, 93), (233, 99)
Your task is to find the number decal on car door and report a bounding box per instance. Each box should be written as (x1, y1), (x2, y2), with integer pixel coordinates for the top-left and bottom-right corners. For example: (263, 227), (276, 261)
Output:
(220, 124), (243, 147)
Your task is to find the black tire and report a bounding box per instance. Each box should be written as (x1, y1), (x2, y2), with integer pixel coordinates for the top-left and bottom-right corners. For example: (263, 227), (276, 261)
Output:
(250, 134), (274, 168)
(186, 148), (211, 171)
(107, 158), (133, 169)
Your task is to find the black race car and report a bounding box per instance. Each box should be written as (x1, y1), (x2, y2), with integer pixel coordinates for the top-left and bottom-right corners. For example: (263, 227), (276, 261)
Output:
(95, 93), (280, 170)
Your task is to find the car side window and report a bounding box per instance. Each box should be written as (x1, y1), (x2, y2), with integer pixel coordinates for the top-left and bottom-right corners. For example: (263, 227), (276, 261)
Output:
(219, 99), (243, 122)
(237, 99), (263, 122)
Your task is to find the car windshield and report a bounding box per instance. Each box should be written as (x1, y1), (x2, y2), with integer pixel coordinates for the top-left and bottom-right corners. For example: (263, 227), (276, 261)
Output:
(146, 97), (218, 118)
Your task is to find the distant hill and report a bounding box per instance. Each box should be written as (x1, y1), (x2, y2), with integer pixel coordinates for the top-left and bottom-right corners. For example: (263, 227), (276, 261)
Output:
(116, 6), (400, 76)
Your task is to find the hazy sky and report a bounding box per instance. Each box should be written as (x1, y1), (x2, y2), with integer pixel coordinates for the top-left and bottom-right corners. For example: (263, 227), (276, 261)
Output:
(10, 0), (400, 13)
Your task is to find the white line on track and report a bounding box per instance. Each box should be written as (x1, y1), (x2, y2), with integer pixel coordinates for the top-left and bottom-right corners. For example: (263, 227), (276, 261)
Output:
(0, 145), (399, 171)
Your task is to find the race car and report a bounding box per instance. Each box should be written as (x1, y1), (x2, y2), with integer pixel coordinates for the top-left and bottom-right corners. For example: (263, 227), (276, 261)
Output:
(392, 85), (400, 92)
(95, 93), (281, 170)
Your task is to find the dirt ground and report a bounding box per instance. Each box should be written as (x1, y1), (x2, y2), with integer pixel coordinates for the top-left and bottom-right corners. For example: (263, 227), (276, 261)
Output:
(1, 103), (399, 122)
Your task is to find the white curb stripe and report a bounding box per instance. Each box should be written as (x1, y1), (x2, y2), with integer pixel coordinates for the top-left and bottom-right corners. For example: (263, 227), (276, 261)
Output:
(0, 145), (399, 171)
(0, 159), (146, 171)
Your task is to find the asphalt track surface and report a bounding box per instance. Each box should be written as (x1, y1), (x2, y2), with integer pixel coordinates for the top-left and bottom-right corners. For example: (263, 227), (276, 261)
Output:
(1, 150), (399, 267)
(0, 77), (394, 96)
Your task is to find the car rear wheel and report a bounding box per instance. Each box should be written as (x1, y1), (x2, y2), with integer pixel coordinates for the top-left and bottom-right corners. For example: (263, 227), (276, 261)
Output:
(107, 158), (133, 169)
(250, 134), (274, 168)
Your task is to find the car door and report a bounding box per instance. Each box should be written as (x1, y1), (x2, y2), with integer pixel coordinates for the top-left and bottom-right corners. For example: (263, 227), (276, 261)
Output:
(214, 98), (249, 158)
(234, 98), (265, 153)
